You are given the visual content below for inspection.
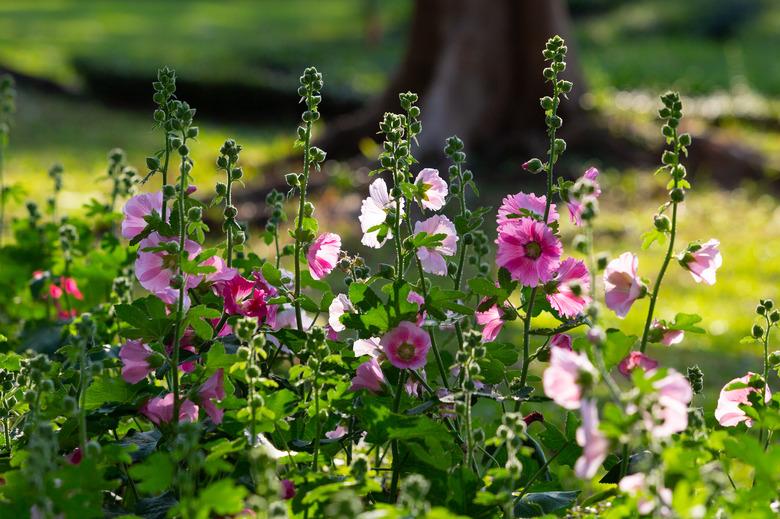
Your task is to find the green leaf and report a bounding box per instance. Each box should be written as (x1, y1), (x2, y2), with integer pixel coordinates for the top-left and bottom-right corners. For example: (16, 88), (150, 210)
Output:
(668, 312), (705, 333)
(602, 329), (636, 370)
(640, 229), (666, 250)
(194, 479), (248, 516)
(206, 343), (236, 370)
(84, 376), (140, 410)
(261, 262), (283, 286)
(128, 452), (174, 494)
(514, 491), (579, 517)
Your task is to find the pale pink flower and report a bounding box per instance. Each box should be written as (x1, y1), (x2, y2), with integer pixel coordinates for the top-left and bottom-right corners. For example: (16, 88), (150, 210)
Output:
(307, 233), (341, 280)
(122, 191), (164, 239)
(202, 255), (237, 284)
(647, 370), (693, 437)
(140, 393), (199, 425)
(381, 321), (431, 370)
(328, 293), (353, 333)
(652, 320), (684, 346)
(618, 351), (658, 377)
(353, 337), (382, 358)
(545, 257), (591, 318)
(407, 290), (425, 307)
(413, 215), (458, 276)
(405, 370), (426, 397)
(680, 239), (722, 285)
(475, 301), (504, 343)
(550, 333), (573, 350)
(119, 339), (155, 384)
(359, 178), (402, 248)
(574, 399), (608, 479)
(715, 372), (771, 428)
(619, 474), (671, 516)
(497, 192), (557, 226)
(543, 347), (596, 410)
(350, 357), (386, 393)
(604, 252), (644, 318)
(496, 218), (562, 286)
(415, 168), (448, 211)
(325, 424), (348, 440)
(135, 232), (202, 306)
(567, 167), (600, 226)
(199, 369), (226, 424)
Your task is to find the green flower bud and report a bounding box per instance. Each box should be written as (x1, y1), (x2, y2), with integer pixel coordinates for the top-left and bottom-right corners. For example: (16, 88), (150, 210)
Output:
(654, 214), (671, 232)
(752, 324), (764, 339)
(670, 188), (685, 203)
(187, 206), (202, 222)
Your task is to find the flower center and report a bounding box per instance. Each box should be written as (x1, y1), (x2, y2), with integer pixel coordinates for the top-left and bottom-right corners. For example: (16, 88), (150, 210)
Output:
(525, 241), (542, 259)
(397, 342), (416, 361)
(162, 253), (178, 271)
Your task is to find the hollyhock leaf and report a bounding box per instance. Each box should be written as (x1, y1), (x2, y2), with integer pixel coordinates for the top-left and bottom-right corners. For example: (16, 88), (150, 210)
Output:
(485, 342), (519, 365)
(129, 452), (174, 494)
(668, 312), (705, 333)
(514, 491), (579, 517)
(429, 287), (473, 315)
(0, 352), (22, 371)
(261, 262), (283, 286)
(206, 343), (236, 370)
(539, 421), (581, 467)
(85, 375), (143, 410)
(468, 278), (504, 298)
(602, 330), (637, 370)
(192, 479), (248, 516)
(641, 229), (666, 250)
(476, 358), (505, 384)
(298, 294), (320, 313)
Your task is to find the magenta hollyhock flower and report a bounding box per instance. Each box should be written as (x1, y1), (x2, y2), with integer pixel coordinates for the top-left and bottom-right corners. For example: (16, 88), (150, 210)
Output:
(140, 393), (199, 425)
(497, 192), (557, 226)
(328, 293), (353, 333)
(119, 339), (155, 384)
(680, 239), (722, 285)
(350, 357), (386, 393)
(475, 300), (504, 343)
(618, 351), (658, 377)
(135, 232), (202, 306)
(567, 167), (601, 226)
(542, 346), (596, 410)
(603, 252), (644, 318)
(414, 168), (448, 211)
(353, 337), (382, 358)
(216, 271), (276, 323)
(307, 232), (341, 280)
(381, 321), (431, 370)
(61, 277), (84, 300)
(545, 257), (591, 318)
(574, 398), (608, 479)
(280, 479), (296, 500)
(413, 215), (458, 276)
(122, 191), (163, 239)
(407, 290), (425, 307)
(496, 217), (562, 286)
(550, 333), (572, 350)
(65, 447), (83, 465)
(646, 370), (693, 437)
(199, 369), (226, 424)
(651, 319), (684, 346)
(715, 372), (771, 427)
(359, 178), (403, 249)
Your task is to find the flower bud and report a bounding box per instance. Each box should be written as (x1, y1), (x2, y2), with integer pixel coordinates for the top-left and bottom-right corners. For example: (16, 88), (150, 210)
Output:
(162, 184), (176, 199)
(654, 214), (671, 232)
(224, 205), (238, 219)
(187, 206), (202, 222)
(768, 351), (780, 367)
(757, 305), (766, 315)
(670, 188), (685, 203)
(771, 311), (780, 323)
(170, 275), (184, 290)
(231, 167), (243, 181)
(752, 324), (764, 339)
(522, 158), (544, 174)
(686, 365), (704, 394)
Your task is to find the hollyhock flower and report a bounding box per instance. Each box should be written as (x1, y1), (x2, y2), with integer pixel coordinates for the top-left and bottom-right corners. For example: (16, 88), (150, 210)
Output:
(60, 277), (84, 300)
(135, 232), (202, 306)
(350, 358), (386, 393)
(647, 370), (693, 437)
(407, 290), (425, 307)
(496, 218), (562, 286)
(307, 232), (341, 280)
(618, 351), (658, 377)
(414, 168), (448, 211)
(353, 337), (382, 358)
(199, 369), (226, 424)
(328, 293), (353, 333)
(405, 370), (426, 397)
(604, 252), (644, 318)
(497, 192), (557, 226)
(550, 333), (573, 351)
(679, 239), (722, 285)
(619, 474), (672, 516)
(574, 399), (608, 479)
(119, 339), (155, 384)
(567, 167), (601, 226)
(715, 372), (771, 427)
(65, 447), (83, 465)
(413, 215), (458, 276)
(651, 320), (684, 346)
(545, 258), (591, 318)
(121, 191), (163, 239)
(325, 425), (348, 440)
(542, 347), (596, 410)
(216, 271), (276, 323)
(201, 255), (237, 284)
(475, 301), (504, 343)
(140, 393), (199, 425)
(359, 178), (403, 248)
(381, 321), (431, 370)
(280, 479), (296, 500)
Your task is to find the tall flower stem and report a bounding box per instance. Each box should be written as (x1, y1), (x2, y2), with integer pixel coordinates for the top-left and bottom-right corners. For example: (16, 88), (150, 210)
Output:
(293, 119), (312, 332)
(389, 369), (407, 501)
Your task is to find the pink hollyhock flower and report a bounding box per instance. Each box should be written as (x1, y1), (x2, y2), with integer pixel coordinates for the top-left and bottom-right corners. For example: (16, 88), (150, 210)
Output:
(414, 168), (448, 211)
(618, 351), (658, 377)
(307, 233), (341, 280)
(216, 271), (276, 323)
(140, 393), (199, 425)
(652, 319), (684, 346)
(647, 370), (693, 437)
(136, 232), (202, 305)
(359, 178), (403, 248)
(619, 474), (672, 516)
(61, 277), (84, 300)
(550, 333), (573, 351)
(680, 239), (722, 285)
(567, 167), (601, 226)
(542, 347), (596, 410)
(201, 255), (237, 284)
(574, 399), (608, 479)
(119, 339), (155, 384)
(413, 215), (458, 276)
(545, 257), (591, 318)
(65, 447), (83, 465)
(497, 192), (557, 226)
(604, 252), (644, 318)
(325, 424), (348, 440)
(475, 301), (504, 343)
(122, 191), (164, 239)
(407, 290), (425, 307)
(328, 293), (353, 333)
(715, 372), (771, 427)
(280, 479), (296, 500)
(381, 321), (431, 370)
(199, 369), (226, 424)
(496, 218), (562, 286)
(353, 337), (382, 358)
(350, 358), (386, 393)
(405, 370), (426, 397)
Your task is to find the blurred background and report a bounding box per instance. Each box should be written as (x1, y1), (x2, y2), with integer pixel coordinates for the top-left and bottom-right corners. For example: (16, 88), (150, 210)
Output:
(2, 0), (780, 398)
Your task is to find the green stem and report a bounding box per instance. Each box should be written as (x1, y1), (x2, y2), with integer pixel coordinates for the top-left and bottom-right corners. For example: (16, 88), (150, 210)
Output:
(78, 339), (89, 454)
(161, 138), (171, 222)
(225, 156), (235, 268)
(0, 143), (5, 246)
(514, 439), (570, 503)
(311, 366), (322, 472)
(389, 369), (407, 501)
(171, 137), (188, 424)
(293, 118), (313, 332)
